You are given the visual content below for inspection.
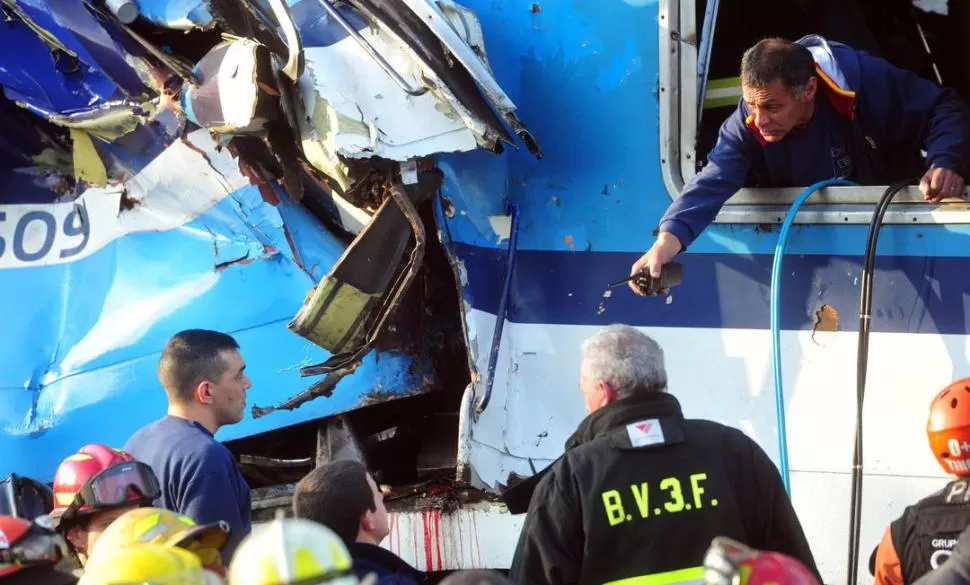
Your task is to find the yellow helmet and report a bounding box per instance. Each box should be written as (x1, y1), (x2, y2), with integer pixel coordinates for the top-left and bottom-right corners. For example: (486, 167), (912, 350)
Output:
(227, 518), (358, 585)
(90, 507), (230, 569)
(78, 543), (224, 585)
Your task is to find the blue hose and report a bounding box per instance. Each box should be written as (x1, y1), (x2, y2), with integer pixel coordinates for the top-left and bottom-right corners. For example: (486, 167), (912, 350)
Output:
(771, 177), (855, 494)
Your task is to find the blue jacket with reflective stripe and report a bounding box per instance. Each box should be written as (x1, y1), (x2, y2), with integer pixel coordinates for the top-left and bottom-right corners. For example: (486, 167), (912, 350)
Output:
(659, 35), (970, 249)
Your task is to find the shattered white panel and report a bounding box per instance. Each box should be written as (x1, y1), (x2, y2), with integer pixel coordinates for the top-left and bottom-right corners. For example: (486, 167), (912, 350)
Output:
(0, 130), (248, 270)
(299, 30), (479, 161)
(913, 0), (948, 15)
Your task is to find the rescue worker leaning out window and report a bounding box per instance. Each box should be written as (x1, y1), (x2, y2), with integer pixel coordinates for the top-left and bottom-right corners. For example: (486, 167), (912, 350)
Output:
(629, 35), (970, 295)
(871, 378), (970, 585)
(507, 325), (819, 585)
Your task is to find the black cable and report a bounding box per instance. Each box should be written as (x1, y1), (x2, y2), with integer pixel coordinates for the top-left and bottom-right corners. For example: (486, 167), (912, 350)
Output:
(847, 178), (914, 585)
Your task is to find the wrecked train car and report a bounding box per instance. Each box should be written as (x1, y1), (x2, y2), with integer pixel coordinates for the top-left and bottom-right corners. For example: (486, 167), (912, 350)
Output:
(0, 0), (538, 571)
(5, 0), (970, 581)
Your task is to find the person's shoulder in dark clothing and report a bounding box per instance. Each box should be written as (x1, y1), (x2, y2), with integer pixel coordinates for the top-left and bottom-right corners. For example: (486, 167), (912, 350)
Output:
(124, 415), (252, 565)
(914, 523), (970, 585)
(683, 418), (758, 450)
(349, 542), (426, 585)
(126, 416), (229, 467)
(124, 416), (241, 497)
(685, 417), (820, 579)
(6, 565), (77, 585)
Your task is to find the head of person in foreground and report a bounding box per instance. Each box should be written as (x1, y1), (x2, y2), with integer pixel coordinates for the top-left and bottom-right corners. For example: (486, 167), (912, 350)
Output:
(579, 325), (668, 414)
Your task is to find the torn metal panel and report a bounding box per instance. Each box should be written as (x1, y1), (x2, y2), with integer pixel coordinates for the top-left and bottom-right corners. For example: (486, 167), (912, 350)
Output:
(0, 128), (436, 482)
(179, 39), (279, 134)
(395, 0), (541, 157)
(289, 177), (435, 374)
(0, 0), (533, 490)
(292, 0), (539, 190)
(344, 0), (513, 148)
(296, 22), (478, 170)
(289, 191), (415, 354)
(0, 0), (158, 132)
(69, 129), (108, 187)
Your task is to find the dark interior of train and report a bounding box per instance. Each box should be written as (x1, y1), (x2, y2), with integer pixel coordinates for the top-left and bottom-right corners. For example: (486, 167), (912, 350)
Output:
(694, 0), (967, 170)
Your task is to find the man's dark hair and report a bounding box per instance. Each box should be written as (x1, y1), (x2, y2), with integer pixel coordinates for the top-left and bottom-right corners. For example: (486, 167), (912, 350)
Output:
(440, 571), (514, 585)
(158, 329), (239, 403)
(741, 38), (816, 95)
(292, 460), (375, 545)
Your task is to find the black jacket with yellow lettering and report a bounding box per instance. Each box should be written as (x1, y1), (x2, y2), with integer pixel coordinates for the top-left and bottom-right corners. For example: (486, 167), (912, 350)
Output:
(507, 393), (819, 585)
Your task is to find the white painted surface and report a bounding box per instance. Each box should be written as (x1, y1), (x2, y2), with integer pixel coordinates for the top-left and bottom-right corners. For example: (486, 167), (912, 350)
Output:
(460, 311), (965, 582)
(299, 32), (478, 161)
(382, 504), (525, 572)
(214, 40), (263, 132)
(0, 130), (248, 270)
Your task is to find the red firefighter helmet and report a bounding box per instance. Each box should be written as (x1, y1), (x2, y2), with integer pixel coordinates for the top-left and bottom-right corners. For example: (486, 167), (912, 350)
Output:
(927, 378), (970, 477)
(703, 537), (818, 585)
(49, 444), (160, 529)
(0, 515), (70, 578)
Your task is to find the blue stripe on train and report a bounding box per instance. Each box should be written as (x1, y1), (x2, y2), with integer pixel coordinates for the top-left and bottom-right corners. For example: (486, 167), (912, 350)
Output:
(454, 243), (969, 334)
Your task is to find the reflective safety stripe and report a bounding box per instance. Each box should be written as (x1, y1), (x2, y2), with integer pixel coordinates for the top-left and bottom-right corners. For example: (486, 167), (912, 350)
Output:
(704, 77), (742, 110)
(603, 566), (705, 585)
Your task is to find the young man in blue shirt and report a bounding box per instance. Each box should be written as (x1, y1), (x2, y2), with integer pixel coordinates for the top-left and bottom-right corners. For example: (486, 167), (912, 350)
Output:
(630, 35), (969, 294)
(124, 329), (253, 564)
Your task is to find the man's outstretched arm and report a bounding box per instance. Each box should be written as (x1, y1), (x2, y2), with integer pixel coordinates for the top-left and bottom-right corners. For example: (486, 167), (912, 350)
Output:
(629, 108), (753, 292)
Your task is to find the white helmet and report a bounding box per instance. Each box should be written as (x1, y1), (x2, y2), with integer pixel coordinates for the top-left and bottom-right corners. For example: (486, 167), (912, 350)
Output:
(228, 518), (360, 585)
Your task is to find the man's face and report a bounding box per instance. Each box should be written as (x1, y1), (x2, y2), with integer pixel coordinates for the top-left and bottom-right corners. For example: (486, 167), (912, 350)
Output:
(362, 473), (390, 544)
(207, 349), (251, 426)
(742, 78), (816, 143)
(68, 505), (137, 562)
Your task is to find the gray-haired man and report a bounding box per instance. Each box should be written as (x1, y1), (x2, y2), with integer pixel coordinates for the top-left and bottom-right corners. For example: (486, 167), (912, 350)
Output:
(508, 325), (819, 585)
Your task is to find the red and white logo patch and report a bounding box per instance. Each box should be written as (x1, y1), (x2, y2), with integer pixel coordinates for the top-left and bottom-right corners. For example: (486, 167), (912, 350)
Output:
(626, 418), (665, 447)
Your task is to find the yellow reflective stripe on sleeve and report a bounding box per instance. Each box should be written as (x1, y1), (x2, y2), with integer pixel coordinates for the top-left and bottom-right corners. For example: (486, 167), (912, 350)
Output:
(603, 566), (705, 585)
